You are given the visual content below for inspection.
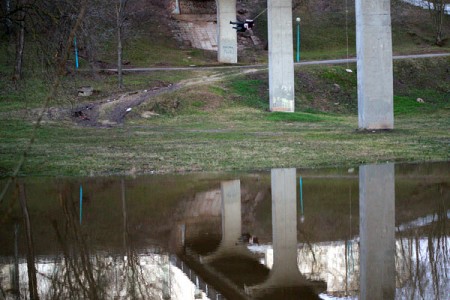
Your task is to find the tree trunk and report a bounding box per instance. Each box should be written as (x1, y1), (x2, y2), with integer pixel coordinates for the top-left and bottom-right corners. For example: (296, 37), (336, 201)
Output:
(18, 183), (39, 300)
(117, 24), (123, 89)
(82, 24), (99, 79)
(429, 0), (446, 46)
(5, 0), (12, 34)
(13, 223), (20, 299)
(13, 16), (25, 82)
(116, 0), (126, 90)
(434, 1), (444, 46)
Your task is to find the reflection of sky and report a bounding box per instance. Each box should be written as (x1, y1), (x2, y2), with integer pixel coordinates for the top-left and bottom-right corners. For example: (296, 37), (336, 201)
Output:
(397, 210), (450, 232)
(0, 254), (209, 300)
(248, 237), (449, 299)
(1, 236), (447, 299)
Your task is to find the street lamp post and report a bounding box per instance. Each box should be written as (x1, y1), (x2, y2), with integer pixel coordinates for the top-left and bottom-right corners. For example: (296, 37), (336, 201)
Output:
(299, 177), (304, 223)
(74, 36), (79, 70)
(296, 17), (301, 62)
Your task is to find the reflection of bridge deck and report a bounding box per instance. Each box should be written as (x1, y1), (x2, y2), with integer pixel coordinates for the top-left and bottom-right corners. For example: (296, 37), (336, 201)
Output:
(177, 172), (327, 299)
(174, 255), (224, 300)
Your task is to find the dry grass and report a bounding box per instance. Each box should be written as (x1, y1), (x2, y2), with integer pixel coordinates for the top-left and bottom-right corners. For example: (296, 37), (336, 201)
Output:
(0, 58), (448, 177)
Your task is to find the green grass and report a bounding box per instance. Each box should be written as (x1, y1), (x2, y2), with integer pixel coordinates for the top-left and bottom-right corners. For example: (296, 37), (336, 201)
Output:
(0, 77), (50, 112)
(229, 78), (268, 110)
(0, 108), (448, 177)
(0, 4), (449, 177)
(1, 58), (448, 177)
(394, 96), (427, 115)
(266, 112), (327, 123)
(1, 72), (448, 177)
(319, 67), (357, 88)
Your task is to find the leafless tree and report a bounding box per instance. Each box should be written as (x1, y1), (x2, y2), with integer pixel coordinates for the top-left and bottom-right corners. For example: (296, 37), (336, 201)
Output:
(427, 0), (449, 45)
(0, 0), (83, 82)
(11, 0), (25, 82)
(17, 182), (39, 299)
(116, 0), (129, 90)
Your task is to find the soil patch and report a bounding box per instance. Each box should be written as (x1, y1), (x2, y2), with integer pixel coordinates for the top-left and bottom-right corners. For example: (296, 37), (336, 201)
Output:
(72, 83), (180, 127)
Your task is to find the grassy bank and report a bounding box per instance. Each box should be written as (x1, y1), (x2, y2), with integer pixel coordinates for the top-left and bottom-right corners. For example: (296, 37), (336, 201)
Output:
(0, 58), (448, 177)
(0, 0), (449, 177)
(0, 104), (448, 177)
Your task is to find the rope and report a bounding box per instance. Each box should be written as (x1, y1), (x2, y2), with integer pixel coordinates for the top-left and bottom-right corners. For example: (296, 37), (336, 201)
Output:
(253, 8), (267, 21)
(345, 0), (350, 70)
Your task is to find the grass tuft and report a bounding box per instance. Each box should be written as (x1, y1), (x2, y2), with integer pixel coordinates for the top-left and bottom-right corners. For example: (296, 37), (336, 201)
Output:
(266, 112), (325, 122)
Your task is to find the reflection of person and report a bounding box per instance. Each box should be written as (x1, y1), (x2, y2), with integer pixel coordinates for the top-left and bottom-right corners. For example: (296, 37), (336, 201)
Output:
(239, 233), (259, 245)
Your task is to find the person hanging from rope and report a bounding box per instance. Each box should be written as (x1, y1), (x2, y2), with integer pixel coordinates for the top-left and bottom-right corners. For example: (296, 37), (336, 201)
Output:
(230, 19), (254, 32)
(229, 7), (266, 32)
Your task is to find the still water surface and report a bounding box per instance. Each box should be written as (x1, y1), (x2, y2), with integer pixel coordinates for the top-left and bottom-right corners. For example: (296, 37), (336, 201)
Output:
(0, 162), (448, 299)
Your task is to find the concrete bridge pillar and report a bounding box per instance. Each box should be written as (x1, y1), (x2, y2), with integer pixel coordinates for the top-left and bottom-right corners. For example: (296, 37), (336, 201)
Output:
(359, 164), (395, 299)
(268, 0), (295, 112)
(356, 0), (394, 129)
(216, 0), (237, 63)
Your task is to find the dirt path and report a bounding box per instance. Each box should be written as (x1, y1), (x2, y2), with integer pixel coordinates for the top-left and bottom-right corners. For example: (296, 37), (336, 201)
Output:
(71, 52), (449, 127)
(73, 83), (181, 126)
(72, 68), (261, 127)
(100, 53), (450, 73)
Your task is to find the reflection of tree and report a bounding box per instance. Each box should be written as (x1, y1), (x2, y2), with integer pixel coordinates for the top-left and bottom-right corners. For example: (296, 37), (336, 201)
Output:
(13, 223), (20, 299)
(45, 182), (168, 299)
(297, 182), (360, 298)
(18, 182), (39, 299)
(396, 182), (449, 300)
(50, 185), (104, 299)
(427, 182), (448, 299)
(120, 178), (157, 299)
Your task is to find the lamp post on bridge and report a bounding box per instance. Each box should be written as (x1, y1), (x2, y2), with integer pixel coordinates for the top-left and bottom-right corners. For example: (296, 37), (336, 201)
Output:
(296, 17), (301, 62)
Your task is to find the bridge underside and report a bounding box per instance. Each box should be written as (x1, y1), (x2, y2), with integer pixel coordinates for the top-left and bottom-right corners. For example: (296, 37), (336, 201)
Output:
(169, 0), (394, 127)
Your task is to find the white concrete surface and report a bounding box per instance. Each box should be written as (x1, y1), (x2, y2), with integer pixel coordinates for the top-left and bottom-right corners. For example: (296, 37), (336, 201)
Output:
(216, 0), (238, 63)
(356, 0), (394, 129)
(268, 0), (295, 112)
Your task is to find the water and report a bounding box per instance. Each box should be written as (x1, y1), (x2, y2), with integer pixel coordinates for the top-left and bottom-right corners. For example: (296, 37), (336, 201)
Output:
(0, 162), (448, 299)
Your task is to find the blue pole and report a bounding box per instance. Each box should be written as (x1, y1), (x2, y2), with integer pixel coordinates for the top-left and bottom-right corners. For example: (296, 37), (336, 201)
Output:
(296, 18), (301, 62)
(74, 36), (79, 69)
(299, 177), (303, 215)
(79, 185), (83, 224)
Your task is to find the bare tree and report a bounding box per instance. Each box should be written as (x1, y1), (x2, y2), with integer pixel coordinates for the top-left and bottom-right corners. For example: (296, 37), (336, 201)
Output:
(3, 0), (86, 82)
(116, 0), (129, 90)
(2, 0), (13, 34)
(12, 0), (26, 82)
(427, 0), (449, 46)
(18, 182), (39, 299)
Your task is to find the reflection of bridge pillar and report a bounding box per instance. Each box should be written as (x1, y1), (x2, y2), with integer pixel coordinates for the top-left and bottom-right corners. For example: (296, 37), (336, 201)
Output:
(246, 169), (324, 296)
(201, 180), (253, 262)
(216, 0), (237, 63)
(356, 0), (394, 129)
(268, 0), (295, 112)
(220, 180), (241, 247)
(359, 164), (395, 300)
(270, 168), (299, 282)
